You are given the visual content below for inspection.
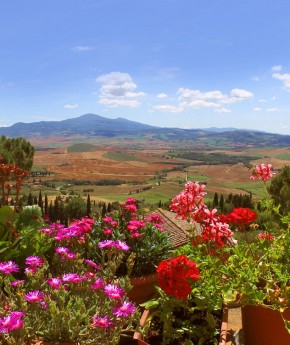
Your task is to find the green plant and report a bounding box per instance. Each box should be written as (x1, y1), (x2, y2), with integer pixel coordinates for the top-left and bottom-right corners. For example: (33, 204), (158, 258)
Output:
(0, 216), (138, 345)
(91, 198), (172, 278)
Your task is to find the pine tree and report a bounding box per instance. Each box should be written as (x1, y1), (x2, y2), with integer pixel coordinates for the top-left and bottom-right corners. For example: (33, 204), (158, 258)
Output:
(101, 203), (107, 218)
(219, 194), (224, 212)
(38, 190), (43, 214)
(213, 193), (219, 207)
(44, 194), (48, 215)
(86, 194), (91, 217)
(107, 202), (112, 213)
(27, 192), (33, 206)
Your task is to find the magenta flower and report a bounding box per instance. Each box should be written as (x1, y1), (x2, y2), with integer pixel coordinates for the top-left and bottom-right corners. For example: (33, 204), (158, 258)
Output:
(66, 252), (77, 260)
(0, 311), (25, 333)
(25, 256), (44, 267)
(84, 260), (101, 270)
(91, 315), (113, 329)
(91, 278), (104, 290)
(62, 273), (85, 283)
(10, 280), (25, 287)
(55, 247), (70, 255)
(0, 261), (19, 275)
(125, 197), (137, 205)
(104, 284), (124, 299)
(103, 227), (113, 236)
(25, 290), (44, 303)
(250, 163), (275, 182)
(47, 277), (62, 290)
(98, 240), (115, 248)
(114, 240), (130, 251)
(113, 301), (136, 318)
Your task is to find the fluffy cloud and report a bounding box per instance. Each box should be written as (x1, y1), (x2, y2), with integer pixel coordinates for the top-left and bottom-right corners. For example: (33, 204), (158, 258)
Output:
(96, 72), (145, 107)
(64, 104), (79, 109)
(153, 105), (183, 113)
(153, 87), (253, 113)
(272, 72), (290, 91)
(272, 65), (282, 72)
(157, 93), (168, 99)
(253, 107), (262, 111)
(266, 107), (279, 112)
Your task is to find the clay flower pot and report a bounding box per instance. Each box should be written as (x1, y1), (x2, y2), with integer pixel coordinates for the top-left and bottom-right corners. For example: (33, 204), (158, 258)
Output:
(127, 272), (158, 305)
(241, 305), (290, 345)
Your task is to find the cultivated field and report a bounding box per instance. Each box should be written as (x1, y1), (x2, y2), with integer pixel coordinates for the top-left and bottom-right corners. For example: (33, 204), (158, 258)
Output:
(27, 140), (290, 205)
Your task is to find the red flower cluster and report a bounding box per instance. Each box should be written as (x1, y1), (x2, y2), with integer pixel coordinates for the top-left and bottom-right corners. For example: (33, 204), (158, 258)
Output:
(226, 208), (257, 231)
(157, 255), (201, 300)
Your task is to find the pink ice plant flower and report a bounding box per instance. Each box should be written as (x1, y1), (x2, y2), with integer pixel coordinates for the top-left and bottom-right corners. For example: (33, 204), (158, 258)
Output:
(0, 261), (19, 275)
(91, 278), (104, 290)
(104, 284), (124, 299)
(114, 240), (130, 251)
(25, 256), (44, 267)
(113, 301), (136, 318)
(62, 273), (85, 283)
(98, 240), (115, 248)
(10, 280), (25, 287)
(47, 277), (62, 290)
(55, 247), (70, 255)
(25, 290), (44, 303)
(91, 314), (113, 329)
(0, 311), (25, 333)
(84, 260), (101, 270)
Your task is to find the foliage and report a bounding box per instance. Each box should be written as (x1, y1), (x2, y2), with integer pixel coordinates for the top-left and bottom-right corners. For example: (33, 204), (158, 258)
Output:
(92, 198), (172, 278)
(65, 196), (87, 221)
(0, 206), (19, 262)
(0, 216), (138, 344)
(0, 136), (35, 171)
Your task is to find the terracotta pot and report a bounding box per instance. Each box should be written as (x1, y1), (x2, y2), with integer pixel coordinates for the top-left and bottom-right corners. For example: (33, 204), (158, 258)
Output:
(133, 307), (228, 345)
(127, 273), (158, 305)
(241, 305), (290, 345)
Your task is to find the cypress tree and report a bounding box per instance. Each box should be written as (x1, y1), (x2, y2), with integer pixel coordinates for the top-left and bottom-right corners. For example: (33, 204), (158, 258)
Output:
(28, 192), (33, 206)
(44, 194), (48, 215)
(86, 194), (91, 217)
(38, 190), (43, 214)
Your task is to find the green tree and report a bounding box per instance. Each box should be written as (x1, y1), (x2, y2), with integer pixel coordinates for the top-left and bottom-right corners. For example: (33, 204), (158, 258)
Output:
(65, 197), (87, 221)
(268, 165), (290, 216)
(27, 192), (33, 206)
(86, 194), (91, 217)
(38, 190), (43, 214)
(0, 136), (35, 170)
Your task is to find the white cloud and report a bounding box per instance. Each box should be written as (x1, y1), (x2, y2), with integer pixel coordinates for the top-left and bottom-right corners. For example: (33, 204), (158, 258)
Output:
(96, 72), (145, 107)
(272, 72), (290, 91)
(252, 76), (262, 81)
(72, 46), (92, 52)
(153, 105), (183, 113)
(230, 88), (254, 100)
(272, 65), (282, 72)
(266, 107), (279, 112)
(215, 108), (231, 113)
(99, 98), (140, 107)
(253, 107), (262, 111)
(64, 104), (79, 109)
(157, 93), (168, 99)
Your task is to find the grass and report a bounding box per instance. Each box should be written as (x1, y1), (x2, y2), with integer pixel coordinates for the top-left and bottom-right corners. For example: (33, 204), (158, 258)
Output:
(274, 154), (290, 160)
(67, 143), (96, 153)
(224, 181), (266, 198)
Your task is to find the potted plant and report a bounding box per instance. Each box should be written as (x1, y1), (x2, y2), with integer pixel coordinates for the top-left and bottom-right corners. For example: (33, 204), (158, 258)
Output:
(134, 254), (228, 344)
(167, 163), (290, 345)
(91, 198), (172, 304)
(0, 216), (139, 345)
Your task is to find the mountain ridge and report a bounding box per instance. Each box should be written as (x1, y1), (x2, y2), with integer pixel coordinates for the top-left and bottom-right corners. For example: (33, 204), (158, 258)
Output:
(1, 113), (290, 148)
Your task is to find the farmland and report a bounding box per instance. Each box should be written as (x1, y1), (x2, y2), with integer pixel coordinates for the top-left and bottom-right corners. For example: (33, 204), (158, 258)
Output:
(25, 139), (290, 206)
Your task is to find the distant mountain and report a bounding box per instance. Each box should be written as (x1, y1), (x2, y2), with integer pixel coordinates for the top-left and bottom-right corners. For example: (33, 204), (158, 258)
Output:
(1, 113), (290, 148)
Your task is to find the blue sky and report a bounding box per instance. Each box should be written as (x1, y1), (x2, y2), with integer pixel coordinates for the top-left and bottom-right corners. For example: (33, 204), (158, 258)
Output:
(1, 0), (290, 134)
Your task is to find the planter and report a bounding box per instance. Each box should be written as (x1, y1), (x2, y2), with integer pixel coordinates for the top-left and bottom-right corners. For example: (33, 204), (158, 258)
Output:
(241, 305), (290, 345)
(127, 273), (158, 305)
(133, 307), (228, 345)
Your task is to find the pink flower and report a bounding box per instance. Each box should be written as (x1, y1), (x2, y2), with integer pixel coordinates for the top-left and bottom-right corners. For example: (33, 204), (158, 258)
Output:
(84, 260), (101, 270)
(103, 227), (113, 236)
(62, 273), (85, 283)
(250, 164), (275, 182)
(10, 280), (25, 287)
(258, 231), (274, 241)
(25, 290), (44, 303)
(55, 247), (70, 255)
(98, 240), (115, 248)
(25, 256), (44, 267)
(104, 284), (124, 299)
(123, 204), (137, 213)
(0, 261), (19, 275)
(146, 213), (165, 224)
(47, 277), (62, 290)
(114, 240), (130, 251)
(91, 278), (104, 290)
(91, 315), (113, 329)
(125, 197), (137, 205)
(0, 311), (25, 333)
(113, 301), (136, 318)
(170, 181), (206, 220)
